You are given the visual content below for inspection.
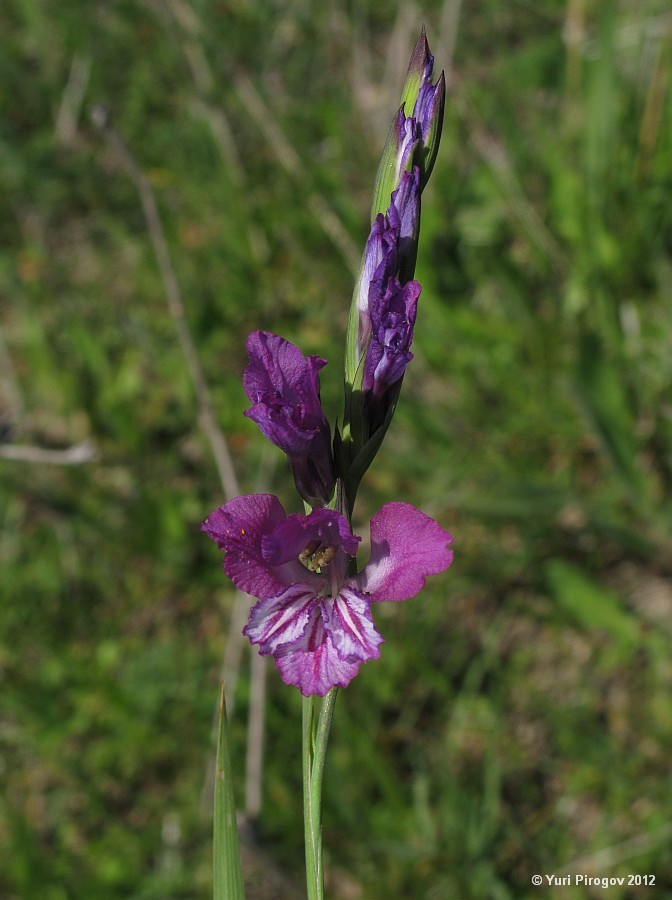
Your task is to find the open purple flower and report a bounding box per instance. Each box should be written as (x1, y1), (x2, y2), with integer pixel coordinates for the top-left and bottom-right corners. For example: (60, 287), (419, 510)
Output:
(202, 494), (453, 696)
(243, 331), (335, 507)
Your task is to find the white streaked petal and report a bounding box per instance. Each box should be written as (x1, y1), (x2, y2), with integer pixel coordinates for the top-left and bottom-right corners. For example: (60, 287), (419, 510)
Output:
(274, 628), (363, 697)
(321, 588), (383, 663)
(244, 584), (317, 655)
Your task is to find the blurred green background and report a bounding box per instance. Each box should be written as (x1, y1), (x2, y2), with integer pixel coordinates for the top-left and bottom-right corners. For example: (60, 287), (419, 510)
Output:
(1, 0), (672, 897)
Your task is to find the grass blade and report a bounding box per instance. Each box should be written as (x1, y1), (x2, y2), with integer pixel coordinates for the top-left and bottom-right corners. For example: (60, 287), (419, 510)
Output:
(214, 684), (246, 900)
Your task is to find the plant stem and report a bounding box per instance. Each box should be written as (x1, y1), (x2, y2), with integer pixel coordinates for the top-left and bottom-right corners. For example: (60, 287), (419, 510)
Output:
(302, 687), (338, 899)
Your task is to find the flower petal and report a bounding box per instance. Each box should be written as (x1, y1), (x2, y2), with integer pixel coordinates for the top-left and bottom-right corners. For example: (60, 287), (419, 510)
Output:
(354, 502), (453, 602)
(243, 331), (335, 506)
(395, 111), (421, 177)
(201, 493), (305, 599)
(364, 278), (420, 398)
(321, 588), (383, 663)
(356, 213), (399, 355)
(273, 610), (364, 697)
(389, 167), (420, 281)
(243, 332), (327, 453)
(244, 584), (318, 655)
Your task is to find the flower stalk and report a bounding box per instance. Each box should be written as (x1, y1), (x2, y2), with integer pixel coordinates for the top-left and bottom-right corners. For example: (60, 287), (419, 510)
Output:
(303, 688), (338, 900)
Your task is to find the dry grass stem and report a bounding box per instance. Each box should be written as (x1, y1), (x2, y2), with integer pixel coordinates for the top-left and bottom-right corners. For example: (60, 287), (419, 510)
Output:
(0, 441), (97, 464)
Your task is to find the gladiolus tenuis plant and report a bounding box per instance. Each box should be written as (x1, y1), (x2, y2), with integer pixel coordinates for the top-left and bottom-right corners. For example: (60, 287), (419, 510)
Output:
(203, 28), (451, 899)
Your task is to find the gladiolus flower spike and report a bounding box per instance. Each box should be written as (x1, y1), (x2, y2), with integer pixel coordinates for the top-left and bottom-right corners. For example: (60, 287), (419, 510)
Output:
(204, 29), (450, 697)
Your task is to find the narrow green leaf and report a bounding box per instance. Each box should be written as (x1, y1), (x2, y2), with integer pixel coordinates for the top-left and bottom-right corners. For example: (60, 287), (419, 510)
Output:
(545, 560), (639, 653)
(576, 330), (645, 497)
(213, 684), (246, 900)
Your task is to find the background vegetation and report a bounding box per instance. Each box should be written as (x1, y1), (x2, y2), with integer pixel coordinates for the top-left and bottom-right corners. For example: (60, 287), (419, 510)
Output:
(1, 0), (671, 897)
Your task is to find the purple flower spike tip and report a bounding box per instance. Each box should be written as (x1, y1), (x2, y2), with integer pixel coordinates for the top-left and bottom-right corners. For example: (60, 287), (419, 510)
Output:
(243, 331), (335, 507)
(202, 495), (452, 696)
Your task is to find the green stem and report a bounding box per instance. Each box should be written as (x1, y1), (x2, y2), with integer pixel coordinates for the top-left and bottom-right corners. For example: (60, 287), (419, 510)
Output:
(302, 687), (338, 900)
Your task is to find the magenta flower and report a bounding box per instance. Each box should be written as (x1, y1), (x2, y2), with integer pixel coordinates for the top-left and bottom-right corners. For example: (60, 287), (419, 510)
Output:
(243, 331), (335, 507)
(202, 494), (453, 696)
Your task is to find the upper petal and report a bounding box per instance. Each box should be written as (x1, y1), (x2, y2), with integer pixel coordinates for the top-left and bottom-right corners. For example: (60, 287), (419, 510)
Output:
(242, 331), (335, 506)
(353, 502), (453, 602)
(244, 402), (314, 455)
(201, 493), (305, 599)
(243, 332), (328, 445)
(390, 167), (420, 279)
(262, 507), (360, 566)
(243, 331), (326, 403)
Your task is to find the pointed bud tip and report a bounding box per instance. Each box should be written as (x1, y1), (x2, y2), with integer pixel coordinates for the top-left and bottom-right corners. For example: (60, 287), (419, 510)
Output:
(406, 26), (433, 80)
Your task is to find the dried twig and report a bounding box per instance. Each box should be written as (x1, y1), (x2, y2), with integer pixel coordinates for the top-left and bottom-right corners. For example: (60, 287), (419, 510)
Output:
(245, 650), (267, 818)
(553, 823), (672, 876)
(91, 107), (271, 823)
(438, 0), (464, 80)
(91, 106), (240, 502)
(55, 55), (91, 145)
(0, 441), (96, 464)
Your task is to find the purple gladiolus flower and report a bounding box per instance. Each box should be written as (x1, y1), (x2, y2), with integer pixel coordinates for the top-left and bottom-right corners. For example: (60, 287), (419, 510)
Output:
(243, 331), (335, 507)
(202, 494), (453, 696)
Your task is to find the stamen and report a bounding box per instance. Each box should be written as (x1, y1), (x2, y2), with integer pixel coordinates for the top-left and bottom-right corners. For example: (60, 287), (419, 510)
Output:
(299, 541), (336, 574)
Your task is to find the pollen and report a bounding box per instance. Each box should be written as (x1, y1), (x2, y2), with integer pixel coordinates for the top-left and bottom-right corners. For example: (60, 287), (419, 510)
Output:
(299, 541), (336, 573)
